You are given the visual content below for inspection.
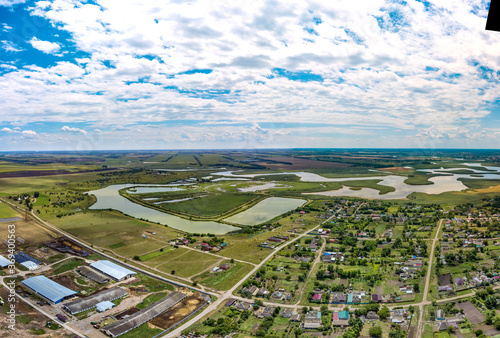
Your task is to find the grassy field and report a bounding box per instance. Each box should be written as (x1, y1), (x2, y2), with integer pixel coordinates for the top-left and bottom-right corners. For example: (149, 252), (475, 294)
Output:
(0, 201), (19, 218)
(136, 292), (167, 309)
(152, 249), (221, 278)
(45, 210), (180, 256)
(156, 193), (261, 217)
(193, 261), (254, 290)
(119, 323), (163, 338)
(0, 216), (57, 248)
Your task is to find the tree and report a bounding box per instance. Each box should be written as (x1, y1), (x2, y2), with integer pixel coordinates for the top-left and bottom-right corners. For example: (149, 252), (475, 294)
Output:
(369, 326), (382, 337)
(377, 306), (390, 320)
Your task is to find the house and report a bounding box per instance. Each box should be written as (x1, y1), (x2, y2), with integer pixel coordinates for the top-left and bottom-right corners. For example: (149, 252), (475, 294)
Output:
(290, 313), (301, 322)
(436, 309), (445, 320)
(338, 310), (350, 320)
(303, 310), (322, 329)
(312, 294), (322, 302)
(438, 285), (453, 292)
(331, 292), (346, 303)
(371, 294), (383, 303)
(454, 277), (465, 286)
(366, 311), (379, 320)
(225, 299), (236, 307)
(256, 306), (275, 319)
(219, 264), (230, 271)
(399, 286), (413, 294)
(281, 308), (295, 318)
(436, 321), (449, 331)
(235, 301), (253, 312)
(391, 309), (408, 323)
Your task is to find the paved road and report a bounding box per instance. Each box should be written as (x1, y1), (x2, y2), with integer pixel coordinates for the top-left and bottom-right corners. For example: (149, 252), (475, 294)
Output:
(167, 212), (337, 337)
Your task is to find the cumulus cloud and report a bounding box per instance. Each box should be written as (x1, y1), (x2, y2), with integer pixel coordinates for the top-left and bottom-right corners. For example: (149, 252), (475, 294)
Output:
(0, 0), (498, 149)
(21, 130), (37, 137)
(0, 0), (26, 7)
(1, 127), (13, 132)
(29, 37), (60, 54)
(61, 126), (87, 134)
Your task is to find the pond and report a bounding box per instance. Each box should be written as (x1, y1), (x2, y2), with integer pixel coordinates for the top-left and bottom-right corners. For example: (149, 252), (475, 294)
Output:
(224, 197), (306, 225)
(87, 184), (240, 234)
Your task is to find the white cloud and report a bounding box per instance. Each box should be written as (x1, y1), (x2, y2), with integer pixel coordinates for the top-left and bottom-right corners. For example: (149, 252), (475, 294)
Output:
(21, 130), (37, 137)
(1, 127), (13, 132)
(0, 0), (498, 149)
(61, 126), (87, 134)
(1, 40), (23, 52)
(0, 0), (26, 7)
(29, 37), (60, 54)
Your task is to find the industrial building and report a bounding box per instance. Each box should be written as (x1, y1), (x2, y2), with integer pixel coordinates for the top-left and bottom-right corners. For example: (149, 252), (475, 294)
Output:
(0, 254), (11, 268)
(102, 291), (187, 337)
(14, 252), (42, 270)
(90, 260), (137, 281)
(78, 266), (110, 284)
(21, 276), (77, 304)
(63, 287), (128, 315)
(96, 300), (115, 312)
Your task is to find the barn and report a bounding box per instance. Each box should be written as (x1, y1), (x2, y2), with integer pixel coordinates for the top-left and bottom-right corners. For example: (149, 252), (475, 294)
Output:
(0, 254), (11, 268)
(21, 276), (77, 304)
(90, 260), (137, 281)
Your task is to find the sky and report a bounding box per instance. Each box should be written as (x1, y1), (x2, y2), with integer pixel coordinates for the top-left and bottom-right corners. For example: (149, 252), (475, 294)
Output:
(0, 0), (499, 151)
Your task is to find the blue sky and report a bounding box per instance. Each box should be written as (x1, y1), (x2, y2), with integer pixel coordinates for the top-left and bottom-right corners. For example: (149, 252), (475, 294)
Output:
(0, 0), (499, 151)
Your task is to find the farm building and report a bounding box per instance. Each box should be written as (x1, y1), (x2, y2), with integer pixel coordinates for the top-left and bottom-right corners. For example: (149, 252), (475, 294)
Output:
(14, 252), (42, 270)
(96, 300), (115, 312)
(0, 254), (11, 268)
(102, 291), (187, 337)
(90, 260), (137, 281)
(21, 276), (77, 304)
(78, 266), (110, 284)
(63, 287), (128, 315)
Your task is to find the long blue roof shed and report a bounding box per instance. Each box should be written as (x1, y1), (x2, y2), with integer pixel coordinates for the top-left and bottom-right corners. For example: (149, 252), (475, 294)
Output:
(22, 275), (77, 304)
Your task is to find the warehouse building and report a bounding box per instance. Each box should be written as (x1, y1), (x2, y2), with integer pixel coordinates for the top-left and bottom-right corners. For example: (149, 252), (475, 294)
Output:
(90, 260), (137, 281)
(103, 292), (187, 337)
(63, 287), (128, 315)
(0, 254), (11, 268)
(78, 266), (110, 284)
(22, 276), (77, 304)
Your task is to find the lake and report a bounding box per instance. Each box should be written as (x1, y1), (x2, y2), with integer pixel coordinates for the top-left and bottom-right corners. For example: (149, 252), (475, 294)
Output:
(87, 184), (240, 234)
(214, 163), (500, 200)
(224, 197), (306, 225)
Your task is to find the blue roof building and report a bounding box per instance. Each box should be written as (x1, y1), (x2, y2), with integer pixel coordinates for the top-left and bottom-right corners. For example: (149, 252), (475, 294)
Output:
(90, 260), (137, 281)
(339, 310), (350, 320)
(22, 276), (77, 304)
(0, 255), (11, 268)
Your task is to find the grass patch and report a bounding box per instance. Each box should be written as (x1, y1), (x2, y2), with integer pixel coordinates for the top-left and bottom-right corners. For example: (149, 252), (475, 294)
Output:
(16, 314), (32, 324)
(52, 258), (83, 274)
(132, 274), (174, 292)
(136, 292), (167, 310)
(139, 248), (170, 261)
(196, 262), (254, 291)
(108, 242), (126, 249)
(48, 254), (66, 263)
(0, 201), (19, 218)
(119, 323), (163, 338)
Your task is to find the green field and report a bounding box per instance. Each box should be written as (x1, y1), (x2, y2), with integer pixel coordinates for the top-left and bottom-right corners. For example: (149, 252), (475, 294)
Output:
(194, 261), (254, 290)
(152, 249), (221, 278)
(156, 193), (261, 217)
(0, 201), (19, 218)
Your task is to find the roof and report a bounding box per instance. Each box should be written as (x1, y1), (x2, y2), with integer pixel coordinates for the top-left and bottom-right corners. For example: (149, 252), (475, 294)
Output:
(22, 276), (77, 303)
(78, 266), (110, 284)
(0, 255), (11, 268)
(313, 294), (322, 300)
(339, 310), (349, 319)
(14, 252), (42, 265)
(103, 292), (187, 337)
(63, 287), (128, 314)
(90, 260), (137, 280)
(96, 300), (115, 312)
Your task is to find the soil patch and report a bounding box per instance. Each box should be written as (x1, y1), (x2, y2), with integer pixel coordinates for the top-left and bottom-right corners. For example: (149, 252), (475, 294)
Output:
(115, 307), (141, 320)
(456, 301), (485, 325)
(149, 293), (207, 330)
(51, 274), (80, 291)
